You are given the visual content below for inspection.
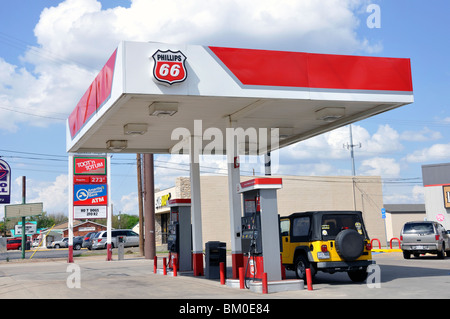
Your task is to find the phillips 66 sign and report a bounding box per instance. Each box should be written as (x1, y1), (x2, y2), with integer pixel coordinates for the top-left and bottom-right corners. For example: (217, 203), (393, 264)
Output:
(152, 49), (187, 86)
(0, 159), (11, 204)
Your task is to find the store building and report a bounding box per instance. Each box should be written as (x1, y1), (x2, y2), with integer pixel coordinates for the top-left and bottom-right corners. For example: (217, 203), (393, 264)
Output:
(422, 162), (450, 229)
(150, 175), (388, 250)
(383, 204), (426, 244)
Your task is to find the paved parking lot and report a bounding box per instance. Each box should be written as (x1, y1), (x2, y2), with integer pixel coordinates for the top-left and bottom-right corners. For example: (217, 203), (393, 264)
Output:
(0, 252), (449, 301)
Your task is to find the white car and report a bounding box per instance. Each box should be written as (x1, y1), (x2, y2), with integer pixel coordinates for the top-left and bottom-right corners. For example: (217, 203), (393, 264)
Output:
(50, 238), (68, 249)
(91, 230), (139, 250)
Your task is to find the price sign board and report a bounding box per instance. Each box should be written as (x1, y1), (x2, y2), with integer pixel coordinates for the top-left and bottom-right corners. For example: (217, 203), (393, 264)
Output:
(73, 156), (108, 219)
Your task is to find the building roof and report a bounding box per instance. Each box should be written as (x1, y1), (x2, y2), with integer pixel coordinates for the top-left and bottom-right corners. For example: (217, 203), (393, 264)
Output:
(384, 204), (425, 213)
(66, 41), (413, 155)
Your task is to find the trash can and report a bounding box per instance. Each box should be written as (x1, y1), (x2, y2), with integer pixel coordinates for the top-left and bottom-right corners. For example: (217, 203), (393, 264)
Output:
(117, 236), (125, 260)
(205, 241), (226, 279)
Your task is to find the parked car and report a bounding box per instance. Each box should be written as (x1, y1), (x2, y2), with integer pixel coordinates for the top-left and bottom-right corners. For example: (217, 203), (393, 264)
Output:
(401, 221), (450, 259)
(73, 236), (84, 250)
(280, 211), (374, 282)
(50, 237), (68, 249)
(82, 232), (97, 250)
(91, 229), (139, 250)
(7, 238), (31, 250)
(32, 238), (41, 248)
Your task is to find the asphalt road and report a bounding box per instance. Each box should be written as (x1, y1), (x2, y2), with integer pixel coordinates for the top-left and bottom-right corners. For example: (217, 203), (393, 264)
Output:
(0, 250), (449, 301)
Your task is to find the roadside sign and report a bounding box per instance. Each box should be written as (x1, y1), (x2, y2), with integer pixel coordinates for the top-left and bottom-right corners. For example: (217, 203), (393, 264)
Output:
(15, 222), (37, 235)
(74, 206), (107, 219)
(0, 158), (11, 204)
(5, 202), (43, 218)
(381, 208), (386, 219)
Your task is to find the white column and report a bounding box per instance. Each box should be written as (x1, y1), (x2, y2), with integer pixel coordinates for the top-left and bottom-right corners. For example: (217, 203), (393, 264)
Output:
(190, 135), (204, 275)
(226, 122), (243, 278)
(68, 154), (74, 263)
(106, 154), (112, 261)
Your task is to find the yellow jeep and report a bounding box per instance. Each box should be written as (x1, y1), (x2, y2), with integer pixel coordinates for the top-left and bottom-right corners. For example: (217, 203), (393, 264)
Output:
(280, 211), (374, 282)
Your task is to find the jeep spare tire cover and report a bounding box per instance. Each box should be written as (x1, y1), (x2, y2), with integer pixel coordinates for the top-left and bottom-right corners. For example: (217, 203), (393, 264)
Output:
(335, 229), (364, 261)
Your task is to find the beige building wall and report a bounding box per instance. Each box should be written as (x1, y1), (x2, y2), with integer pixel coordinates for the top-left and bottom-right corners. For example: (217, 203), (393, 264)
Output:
(152, 175), (387, 250)
(384, 204), (426, 248)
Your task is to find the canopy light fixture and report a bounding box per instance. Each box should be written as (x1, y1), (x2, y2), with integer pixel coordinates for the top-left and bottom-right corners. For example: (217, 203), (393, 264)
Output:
(149, 102), (178, 117)
(276, 127), (294, 140)
(106, 140), (127, 152)
(315, 107), (346, 122)
(124, 123), (148, 135)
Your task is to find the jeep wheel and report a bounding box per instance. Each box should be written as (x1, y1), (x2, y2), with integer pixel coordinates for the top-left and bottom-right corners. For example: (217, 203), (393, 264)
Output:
(335, 229), (364, 261)
(348, 268), (368, 282)
(294, 255), (314, 281)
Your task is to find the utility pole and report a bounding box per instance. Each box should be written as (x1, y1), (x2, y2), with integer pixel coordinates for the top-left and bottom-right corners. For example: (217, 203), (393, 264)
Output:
(344, 125), (361, 176)
(21, 176), (26, 259)
(143, 154), (156, 259)
(136, 154), (144, 256)
(343, 125), (361, 210)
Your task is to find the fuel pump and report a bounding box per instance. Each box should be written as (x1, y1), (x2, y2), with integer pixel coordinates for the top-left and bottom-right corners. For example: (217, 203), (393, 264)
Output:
(239, 178), (283, 282)
(167, 199), (192, 272)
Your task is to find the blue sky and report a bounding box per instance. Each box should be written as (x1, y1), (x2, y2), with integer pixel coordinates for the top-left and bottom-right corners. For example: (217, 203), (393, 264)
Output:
(1, 0), (449, 218)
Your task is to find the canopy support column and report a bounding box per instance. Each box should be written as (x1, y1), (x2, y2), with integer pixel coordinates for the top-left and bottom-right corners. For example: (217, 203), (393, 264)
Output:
(190, 135), (204, 276)
(226, 118), (243, 279)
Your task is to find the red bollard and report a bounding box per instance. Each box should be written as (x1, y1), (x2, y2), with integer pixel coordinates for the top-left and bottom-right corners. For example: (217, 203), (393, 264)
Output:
(154, 256), (158, 274)
(173, 258), (178, 277)
(305, 268), (313, 291)
(163, 257), (167, 275)
(239, 267), (245, 289)
(262, 272), (268, 294)
(220, 262), (225, 285)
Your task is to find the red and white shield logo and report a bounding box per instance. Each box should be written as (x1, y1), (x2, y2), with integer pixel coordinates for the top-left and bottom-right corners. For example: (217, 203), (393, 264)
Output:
(152, 49), (187, 86)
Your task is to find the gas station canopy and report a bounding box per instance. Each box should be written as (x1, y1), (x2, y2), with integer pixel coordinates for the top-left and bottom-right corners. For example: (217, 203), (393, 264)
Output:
(66, 41), (413, 154)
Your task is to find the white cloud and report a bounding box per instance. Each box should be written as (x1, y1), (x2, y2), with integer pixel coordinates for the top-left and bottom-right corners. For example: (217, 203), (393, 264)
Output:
(361, 124), (402, 155)
(359, 157), (400, 177)
(281, 124), (402, 164)
(405, 143), (450, 163)
(383, 185), (424, 204)
(18, 174), (68, 215)
(118, 191), (139, 214)
(400, 127), (442, 142)
(1, 0), (381, 131)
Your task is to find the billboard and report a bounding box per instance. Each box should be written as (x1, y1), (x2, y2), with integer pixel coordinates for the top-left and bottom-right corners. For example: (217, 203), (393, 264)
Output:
(0, 159), (11, 204)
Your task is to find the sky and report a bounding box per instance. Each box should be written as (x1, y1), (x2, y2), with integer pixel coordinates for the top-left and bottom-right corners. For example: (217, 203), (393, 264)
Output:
(1, 0), (450, 219)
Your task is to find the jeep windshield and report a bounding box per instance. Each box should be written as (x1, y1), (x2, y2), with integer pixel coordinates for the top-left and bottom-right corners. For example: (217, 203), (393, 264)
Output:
(321, 214), (366, 240)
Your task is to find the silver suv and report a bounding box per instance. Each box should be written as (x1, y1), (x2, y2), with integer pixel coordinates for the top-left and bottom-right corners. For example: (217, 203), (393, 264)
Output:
(401, 221), (450, 259)
(91, 229), (139, 250)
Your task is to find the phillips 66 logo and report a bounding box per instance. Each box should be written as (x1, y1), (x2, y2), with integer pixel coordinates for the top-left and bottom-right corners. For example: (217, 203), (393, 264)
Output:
(152, 49), (187, 86)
